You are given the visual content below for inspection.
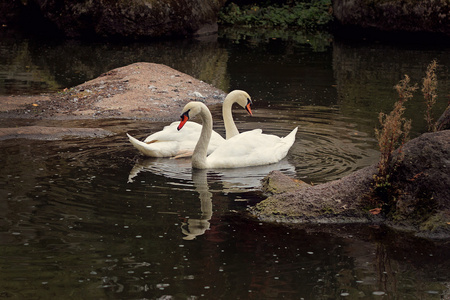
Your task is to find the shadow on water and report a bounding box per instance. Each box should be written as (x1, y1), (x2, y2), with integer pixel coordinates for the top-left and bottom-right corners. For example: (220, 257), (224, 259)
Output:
(1, 27), (450, 298)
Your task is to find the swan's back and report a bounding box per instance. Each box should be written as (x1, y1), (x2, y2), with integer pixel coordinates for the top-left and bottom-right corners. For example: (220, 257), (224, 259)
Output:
(206, 127), (298, 168)
(143, 121), (202, 143)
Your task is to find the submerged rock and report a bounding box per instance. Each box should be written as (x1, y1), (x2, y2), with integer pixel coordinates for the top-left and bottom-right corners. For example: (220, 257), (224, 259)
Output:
(251, 130), (450, 239)
(0, 126), (113, 140)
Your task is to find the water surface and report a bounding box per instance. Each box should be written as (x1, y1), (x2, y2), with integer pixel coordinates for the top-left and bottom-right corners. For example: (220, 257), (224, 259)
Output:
(1, 29), (450, 299)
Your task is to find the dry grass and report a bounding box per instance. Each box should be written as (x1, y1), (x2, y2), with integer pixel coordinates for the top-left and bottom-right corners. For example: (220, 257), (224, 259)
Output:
(370, 74), (417, 209)
(370, 60), (442, 210)
(422, 60), (438, 132)
(375, 75), (416, 179)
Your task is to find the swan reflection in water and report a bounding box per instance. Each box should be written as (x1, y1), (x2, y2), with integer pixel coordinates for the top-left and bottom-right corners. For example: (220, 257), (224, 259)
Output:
(128, 157), (296, 192)
(182, 169), (212, 240)
(128, 158), (296, 240)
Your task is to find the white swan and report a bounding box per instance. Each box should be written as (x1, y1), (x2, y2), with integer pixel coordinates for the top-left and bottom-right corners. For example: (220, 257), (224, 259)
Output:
(177, 101), (298, 169)
(127, 90), (252, 157)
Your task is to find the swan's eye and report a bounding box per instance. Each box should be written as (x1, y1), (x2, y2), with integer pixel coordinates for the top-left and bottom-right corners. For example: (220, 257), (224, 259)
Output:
(179, 109), (190, 119)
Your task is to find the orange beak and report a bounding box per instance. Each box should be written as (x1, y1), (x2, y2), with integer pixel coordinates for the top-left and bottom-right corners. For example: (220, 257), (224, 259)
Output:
(177, 113), (189, 131)
(245, 99), (253, 116)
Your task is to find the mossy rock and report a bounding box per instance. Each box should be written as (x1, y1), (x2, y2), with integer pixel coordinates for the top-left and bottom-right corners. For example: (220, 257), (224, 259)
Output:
(251, 131), (450, 239)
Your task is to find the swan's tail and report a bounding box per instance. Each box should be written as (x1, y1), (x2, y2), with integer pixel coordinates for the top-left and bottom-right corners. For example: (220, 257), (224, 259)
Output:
(276, 127), (298, 160)
(284, 127), (298, 143)
(127, 133), (170, 157)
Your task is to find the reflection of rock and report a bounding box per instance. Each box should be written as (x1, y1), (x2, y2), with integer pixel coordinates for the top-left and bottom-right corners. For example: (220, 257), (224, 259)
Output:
(0, 32), (60, 94)
(251, 130), (450, 239)
(0, 31), (229, 96)
(219, 26), (332, 52)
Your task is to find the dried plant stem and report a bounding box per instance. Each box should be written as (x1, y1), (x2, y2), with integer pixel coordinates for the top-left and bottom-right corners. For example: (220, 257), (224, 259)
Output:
(422, 60), (438, 132)
(375, 75), (416, 178)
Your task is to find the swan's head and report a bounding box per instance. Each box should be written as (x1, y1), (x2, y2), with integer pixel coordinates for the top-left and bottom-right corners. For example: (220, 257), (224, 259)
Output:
(177, 101), (206, 131)
(227, 90), (253, 116)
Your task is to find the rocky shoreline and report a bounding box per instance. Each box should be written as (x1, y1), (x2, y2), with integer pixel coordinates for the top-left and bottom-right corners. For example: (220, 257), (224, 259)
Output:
(251, 129), (450, 239)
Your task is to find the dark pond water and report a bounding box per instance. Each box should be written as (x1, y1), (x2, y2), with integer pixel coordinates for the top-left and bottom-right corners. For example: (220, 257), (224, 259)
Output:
(1, 28), (450, 299)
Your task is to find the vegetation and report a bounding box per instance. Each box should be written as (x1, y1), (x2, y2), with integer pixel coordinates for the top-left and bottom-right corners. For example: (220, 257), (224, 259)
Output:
(375, 75), (415, 180)
(422, 60), (438, 132)
(218, 26), (332, 51)
(370, 61), (440, 214)
(218, 0), (333, 30)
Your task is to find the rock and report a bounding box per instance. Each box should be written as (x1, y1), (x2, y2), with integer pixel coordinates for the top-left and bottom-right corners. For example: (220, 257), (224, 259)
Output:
(333, 0), (450, 36)
(251, 131), (450, 238)
(0, 62), (226, 120)
(436, 104), (450, 131)
(388, 130), (450, 237)
(0, 126), (113, 140)
(0, 62), (227, 140)
(252, 165), (378, 223)
(5, 0), (226, 38)
(261, 170), (309, 195)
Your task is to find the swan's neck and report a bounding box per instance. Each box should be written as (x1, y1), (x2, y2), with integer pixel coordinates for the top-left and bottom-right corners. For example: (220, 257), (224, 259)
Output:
(192, 107), (213, 169)
(222, 98), (239, 140)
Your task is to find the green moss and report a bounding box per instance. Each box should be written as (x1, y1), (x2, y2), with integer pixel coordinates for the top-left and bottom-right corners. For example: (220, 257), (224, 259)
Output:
(416, 210), (450, 234)
(321, 207), (335, 215)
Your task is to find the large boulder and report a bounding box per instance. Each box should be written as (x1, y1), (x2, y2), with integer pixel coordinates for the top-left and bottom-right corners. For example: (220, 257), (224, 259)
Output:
(333, 0), (450, 36)
(389, 130), (450, 236)
(0, 62), (226, 120)
(1, 0), (226, 38)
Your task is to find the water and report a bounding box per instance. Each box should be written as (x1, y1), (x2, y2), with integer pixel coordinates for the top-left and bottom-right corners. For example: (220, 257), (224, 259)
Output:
(1, 29), (450, 299)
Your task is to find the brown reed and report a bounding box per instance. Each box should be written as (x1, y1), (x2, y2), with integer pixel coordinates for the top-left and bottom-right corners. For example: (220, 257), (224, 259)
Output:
(422, 60), (438, 132)
(375, 75), (416, 179)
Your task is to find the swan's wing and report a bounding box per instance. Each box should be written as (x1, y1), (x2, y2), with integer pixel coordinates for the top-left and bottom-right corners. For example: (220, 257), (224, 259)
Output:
(143, 121), (202, 143)
(207, 127), (298, 168)
(131, 121), (226, 157)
